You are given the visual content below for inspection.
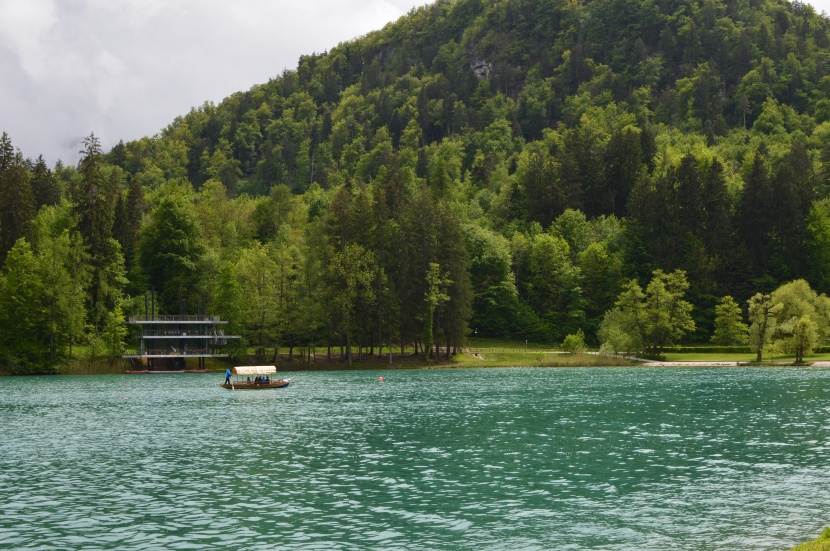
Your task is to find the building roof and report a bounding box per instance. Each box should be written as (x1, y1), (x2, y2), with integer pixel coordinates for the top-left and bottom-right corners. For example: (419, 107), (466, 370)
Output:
(232, 366), (277, 375)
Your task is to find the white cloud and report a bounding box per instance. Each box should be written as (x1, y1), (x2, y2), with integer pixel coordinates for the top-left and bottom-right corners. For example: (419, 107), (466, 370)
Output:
(0, 0), (427, 165)
(805, 0), (830, 14)
(0, 0), (58, 79)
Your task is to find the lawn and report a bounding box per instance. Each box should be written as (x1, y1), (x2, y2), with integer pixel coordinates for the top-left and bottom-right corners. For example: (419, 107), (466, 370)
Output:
(792, 528), (830, 550)
(453, 351), (635, 368)
(44, 339), (830, 376)
(664, 352), (830, 363)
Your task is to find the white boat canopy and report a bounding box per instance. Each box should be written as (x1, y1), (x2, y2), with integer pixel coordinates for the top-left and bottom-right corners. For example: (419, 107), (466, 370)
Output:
(232, 365), (277, 375)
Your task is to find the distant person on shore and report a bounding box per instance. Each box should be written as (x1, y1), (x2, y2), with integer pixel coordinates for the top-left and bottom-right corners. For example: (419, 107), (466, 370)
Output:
(224, 367), (232, 385)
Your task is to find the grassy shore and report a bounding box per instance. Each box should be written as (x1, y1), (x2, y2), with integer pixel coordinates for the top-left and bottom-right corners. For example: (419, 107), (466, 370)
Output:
(45, 344), (637, 375)
(792, 528), (830, 550)
(663, 351), (830, 364)
(16, 339), (830, 376)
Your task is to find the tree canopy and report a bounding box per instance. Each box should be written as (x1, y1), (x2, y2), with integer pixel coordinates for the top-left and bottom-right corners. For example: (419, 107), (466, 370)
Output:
(7, 0), (830, 370)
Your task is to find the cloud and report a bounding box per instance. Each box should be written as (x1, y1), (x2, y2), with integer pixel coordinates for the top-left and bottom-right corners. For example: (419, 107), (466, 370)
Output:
(0, 0), (427, 165)
(806, 0), (830, 13)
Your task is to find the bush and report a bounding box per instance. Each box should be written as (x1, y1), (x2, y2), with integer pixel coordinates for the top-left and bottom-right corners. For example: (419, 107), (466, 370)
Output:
(598, 342), (617, 356)
(562, 330), (587, 354)
(0, 353), (59, 375)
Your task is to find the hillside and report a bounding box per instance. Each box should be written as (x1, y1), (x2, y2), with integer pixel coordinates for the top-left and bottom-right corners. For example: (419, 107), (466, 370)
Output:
(3, 0), (830, 371)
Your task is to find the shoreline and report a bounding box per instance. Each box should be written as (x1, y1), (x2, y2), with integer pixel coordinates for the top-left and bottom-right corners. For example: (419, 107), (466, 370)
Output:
(6, 354), (830, 377)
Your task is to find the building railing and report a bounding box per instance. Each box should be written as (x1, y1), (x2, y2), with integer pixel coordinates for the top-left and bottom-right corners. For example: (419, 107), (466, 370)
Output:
(140, 330), (213, 337)
(140, 348), (213, 355)
(128, 315), (223, 323)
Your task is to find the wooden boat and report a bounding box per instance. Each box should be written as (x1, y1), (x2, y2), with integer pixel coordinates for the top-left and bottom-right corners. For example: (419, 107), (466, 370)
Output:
(220, 365), (290, 390)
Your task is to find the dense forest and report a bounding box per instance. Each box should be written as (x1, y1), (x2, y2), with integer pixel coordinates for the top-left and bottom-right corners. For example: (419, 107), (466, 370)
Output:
(3, 0), (830, 373)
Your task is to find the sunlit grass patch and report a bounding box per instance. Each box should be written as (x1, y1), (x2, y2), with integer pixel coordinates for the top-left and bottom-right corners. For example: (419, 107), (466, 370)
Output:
(453, 351), (635, 368)
(792, 527), (830, 550)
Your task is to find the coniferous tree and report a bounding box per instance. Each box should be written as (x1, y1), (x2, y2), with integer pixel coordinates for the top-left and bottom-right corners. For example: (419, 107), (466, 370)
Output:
(0, 134), (35, 263)
(604, 125), (642, 218)
(113, 176), (145, 272)
(434, 201), (472, 356)
(736, 152), (776, 282)
(136, 182), (204, 314)
(30, 155), (61, 210)
(771, 142), (815, 280)
(75, 133), (123, 324)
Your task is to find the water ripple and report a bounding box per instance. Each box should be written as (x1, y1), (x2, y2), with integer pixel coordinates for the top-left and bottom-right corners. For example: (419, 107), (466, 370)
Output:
(1, 368), (830, 549)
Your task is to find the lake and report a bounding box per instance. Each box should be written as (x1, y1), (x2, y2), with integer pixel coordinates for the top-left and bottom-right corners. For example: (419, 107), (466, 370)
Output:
(1, 367), (829, 550)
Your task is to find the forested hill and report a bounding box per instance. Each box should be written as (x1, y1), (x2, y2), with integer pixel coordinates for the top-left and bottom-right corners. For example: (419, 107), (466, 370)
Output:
(3, 0), (830, 372)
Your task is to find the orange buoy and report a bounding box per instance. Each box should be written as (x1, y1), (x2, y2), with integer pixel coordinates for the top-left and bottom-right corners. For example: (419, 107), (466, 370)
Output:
(378, 376), (384, 382)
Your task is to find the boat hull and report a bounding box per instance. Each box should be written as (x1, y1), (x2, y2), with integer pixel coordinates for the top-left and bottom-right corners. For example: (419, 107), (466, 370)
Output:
(220, 379), (290, 390)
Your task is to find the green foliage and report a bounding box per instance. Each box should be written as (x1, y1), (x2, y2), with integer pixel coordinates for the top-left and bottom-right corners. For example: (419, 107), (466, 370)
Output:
(611, 269), (695, 355)
(522, 232), (584, 341)
(0, 133), (35, 262)
(791, 527), (830, 551)
(11, 0), (830, 368)
(136, 180), (205, 313)
(422, 262), (451, 360)
(100, 304), (127, 362)
(778, 315), (818, 363)
(0, 239), (54, 373)
(561, 329), (587, 354)
(711, 296), (749, 345)
(768, 279), (830, 362)
(807, 199), (830, 294)
(747, 293), (783, 363)
(328, 243), (376, 365)
(598, 307), (639, 356)
(33, 203), (89, 362)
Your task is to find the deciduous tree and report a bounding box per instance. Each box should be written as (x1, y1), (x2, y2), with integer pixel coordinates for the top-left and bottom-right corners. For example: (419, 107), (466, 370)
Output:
(613, 269), (695, 355)
(747, 293), (782, 363)
(711, 296), (748, 345)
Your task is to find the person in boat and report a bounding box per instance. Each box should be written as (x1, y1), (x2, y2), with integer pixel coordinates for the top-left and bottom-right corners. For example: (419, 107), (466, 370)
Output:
(224, 367), (232, 385)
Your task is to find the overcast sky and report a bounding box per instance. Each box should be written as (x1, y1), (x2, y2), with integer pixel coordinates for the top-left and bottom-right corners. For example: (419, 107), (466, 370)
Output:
(1, 0), (827, 167)
(0, 0), (429, 166)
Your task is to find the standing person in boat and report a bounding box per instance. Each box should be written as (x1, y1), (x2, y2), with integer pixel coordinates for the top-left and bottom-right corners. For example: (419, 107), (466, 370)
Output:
(224, 367), (232, 385)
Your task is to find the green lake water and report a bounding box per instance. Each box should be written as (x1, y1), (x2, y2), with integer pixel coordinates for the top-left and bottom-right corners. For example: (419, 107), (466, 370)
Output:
(1, 367), (829, 550)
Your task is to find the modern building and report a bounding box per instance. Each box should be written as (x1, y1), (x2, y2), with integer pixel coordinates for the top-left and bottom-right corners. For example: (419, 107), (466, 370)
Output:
(124, 314), (240, 371)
